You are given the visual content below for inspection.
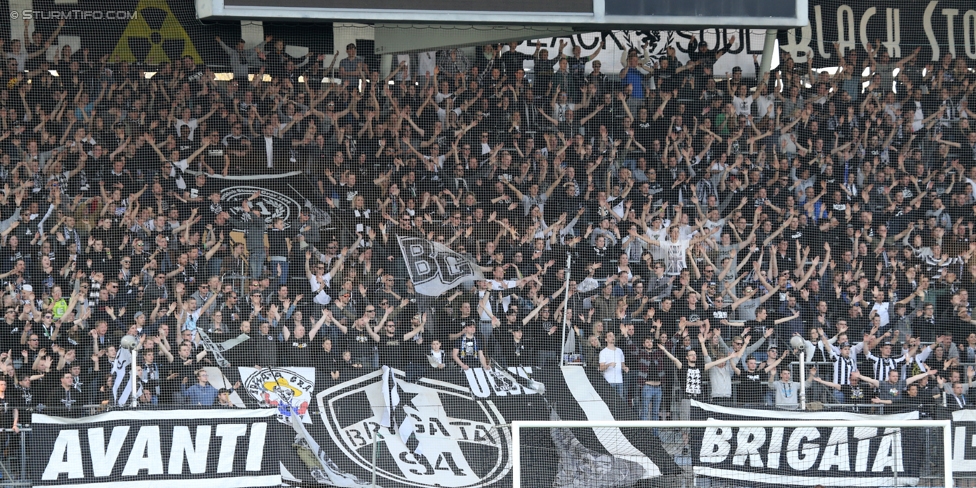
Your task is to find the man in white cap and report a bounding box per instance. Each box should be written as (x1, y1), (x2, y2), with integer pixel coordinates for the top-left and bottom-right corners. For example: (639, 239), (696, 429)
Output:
(19, 285), (36, 321)
(132, 311), (147, 336)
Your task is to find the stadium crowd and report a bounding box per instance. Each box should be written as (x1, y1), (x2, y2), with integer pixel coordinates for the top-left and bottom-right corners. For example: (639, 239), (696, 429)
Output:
(0, 21), (967, 440)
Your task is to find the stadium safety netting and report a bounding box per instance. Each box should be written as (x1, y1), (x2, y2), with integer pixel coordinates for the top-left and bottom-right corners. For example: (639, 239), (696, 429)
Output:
(0, 0), (975, 487)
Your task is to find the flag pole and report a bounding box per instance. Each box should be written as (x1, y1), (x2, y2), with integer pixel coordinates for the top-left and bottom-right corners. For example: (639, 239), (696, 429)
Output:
(559, 253), (571, 367)
(129, 346), (139, 408)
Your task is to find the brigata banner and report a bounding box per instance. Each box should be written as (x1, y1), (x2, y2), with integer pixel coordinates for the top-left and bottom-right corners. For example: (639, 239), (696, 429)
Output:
(303, 365), (681, 488)
(690, 401), (923, 486)
(952, 410), (976, 476)
(32, 408), (281, 487)
(779, 0), (976, 68)
(28, 365), (685, 488)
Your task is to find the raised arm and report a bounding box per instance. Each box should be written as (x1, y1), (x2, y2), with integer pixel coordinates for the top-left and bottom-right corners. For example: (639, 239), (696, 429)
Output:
(763, 349), (790, 373)
(657, 342), (682, 368)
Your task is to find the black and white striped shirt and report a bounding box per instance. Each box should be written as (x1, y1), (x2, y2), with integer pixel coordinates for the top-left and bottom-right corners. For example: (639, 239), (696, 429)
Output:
(865, 350), (908, 382)
(832, 355), (857, 385)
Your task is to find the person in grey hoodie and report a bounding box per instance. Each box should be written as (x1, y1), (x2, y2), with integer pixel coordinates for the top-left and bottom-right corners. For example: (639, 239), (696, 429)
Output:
(215, 35), (268, 81)
(228, 191), (268, 279)
(715, 325), (774, 369)
(699, 329), (742, 406)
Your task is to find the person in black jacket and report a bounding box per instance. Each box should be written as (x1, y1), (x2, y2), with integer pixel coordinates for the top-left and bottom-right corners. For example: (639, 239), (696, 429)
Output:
(267, 217), (296, 286)
(161, 341), (205, 404)
(499, 326), (531, 369)
(317, 337), (342, 387)
(252, 123), (291, 172)
(252, 320), (279, 369)
(45, 371), (84, 417)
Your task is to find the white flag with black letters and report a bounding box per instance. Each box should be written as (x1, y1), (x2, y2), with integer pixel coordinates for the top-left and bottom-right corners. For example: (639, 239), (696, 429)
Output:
(397, 236), (484, 296)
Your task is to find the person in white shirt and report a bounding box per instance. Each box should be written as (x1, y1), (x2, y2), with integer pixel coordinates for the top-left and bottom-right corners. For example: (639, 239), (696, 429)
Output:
(732, 84), (754, 117)
(754, 81), (775, 119)
(645, 215), (670, 263)
(645, 225), (706, 277)
(305, 247), (350, 306)
(599, 331), (628, 399)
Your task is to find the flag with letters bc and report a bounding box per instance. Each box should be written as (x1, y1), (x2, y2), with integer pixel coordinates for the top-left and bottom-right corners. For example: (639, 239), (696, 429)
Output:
(397, 236), (484, 296)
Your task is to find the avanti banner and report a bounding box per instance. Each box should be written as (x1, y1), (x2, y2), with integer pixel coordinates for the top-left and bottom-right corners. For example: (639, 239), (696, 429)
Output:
(32, 408), (281, 487)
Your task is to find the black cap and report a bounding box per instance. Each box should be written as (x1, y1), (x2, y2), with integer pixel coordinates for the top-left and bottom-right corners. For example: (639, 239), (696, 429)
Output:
(840, 342), (851, 348)
(732, 66), (742, 73)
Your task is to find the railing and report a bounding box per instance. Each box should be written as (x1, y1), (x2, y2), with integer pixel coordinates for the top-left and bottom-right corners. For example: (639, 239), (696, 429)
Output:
(0, 427), (30, 486)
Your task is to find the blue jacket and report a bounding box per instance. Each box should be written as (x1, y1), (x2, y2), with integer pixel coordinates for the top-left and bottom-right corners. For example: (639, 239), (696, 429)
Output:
(181, 383), (221, 406)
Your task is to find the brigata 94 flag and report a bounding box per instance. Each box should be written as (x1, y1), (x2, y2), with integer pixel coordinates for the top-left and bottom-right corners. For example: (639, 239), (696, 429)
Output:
(397, 236), (484, 296)
(690, 401), (923, 487)
(32, 408), (281, 487)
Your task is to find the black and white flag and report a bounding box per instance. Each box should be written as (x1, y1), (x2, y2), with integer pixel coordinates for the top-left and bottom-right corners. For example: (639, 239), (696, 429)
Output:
(110, 348), (135, 405)
(198, 330), (249, 367)
(397, 236), (484, 296)
(380, 365), (425, 456)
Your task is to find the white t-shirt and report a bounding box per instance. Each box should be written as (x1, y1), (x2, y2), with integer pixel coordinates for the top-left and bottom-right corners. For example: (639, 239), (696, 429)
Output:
(489, 280), (517, 312)
(175, 118), (199, 141)
(646, 226), (668, 262)
(182, 308), (204, 332)
(869, 301), (891, 328)
(756, 94), (775, 119)
(310, 273), (333, 305)
(599, 347), (625, 384)
(429, 349), (445, 367)
(702, 218), (725, 236)
(732, 95), (753, 117)
(396, 54), (412, 81)
(660, 238), (692, 277)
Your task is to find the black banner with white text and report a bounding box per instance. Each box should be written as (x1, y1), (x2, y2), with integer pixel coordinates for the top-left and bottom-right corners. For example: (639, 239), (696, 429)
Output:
(24, 365), (683, 488)
(951, 410), (976, 476)
(780, 0), (976, 67)
(30, 371), (976, 487)
(32, 408), (281, 487)
(690, 401), (924, 486)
